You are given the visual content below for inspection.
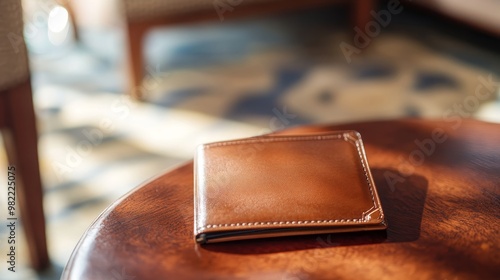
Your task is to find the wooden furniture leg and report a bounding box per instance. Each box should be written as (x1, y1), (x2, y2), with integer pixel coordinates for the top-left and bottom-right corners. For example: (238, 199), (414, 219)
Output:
(126, 21), (148, 100)
(353, 0), (375, 29)
(1, 79), (49, 270)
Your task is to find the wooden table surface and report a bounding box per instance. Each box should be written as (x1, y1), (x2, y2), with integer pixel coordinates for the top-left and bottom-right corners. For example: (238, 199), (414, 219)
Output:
(62, 119), (500, 280)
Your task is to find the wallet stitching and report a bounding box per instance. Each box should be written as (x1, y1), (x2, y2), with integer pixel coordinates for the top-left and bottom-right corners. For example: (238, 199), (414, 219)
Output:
(202, 134), (343, 148)
(198, 133), (380, 231)
(353, 140), (377, 220)
(197, 218), (382, 231)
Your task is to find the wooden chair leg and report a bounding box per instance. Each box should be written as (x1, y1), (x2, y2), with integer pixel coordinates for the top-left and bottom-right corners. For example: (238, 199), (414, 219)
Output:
(353, 0), (375, 30)
(126, 21), (147, 100)
(2, 79), (49, 271)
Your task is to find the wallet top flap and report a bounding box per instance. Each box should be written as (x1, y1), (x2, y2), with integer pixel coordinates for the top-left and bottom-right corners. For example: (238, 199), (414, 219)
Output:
(194, 131), (384, 236)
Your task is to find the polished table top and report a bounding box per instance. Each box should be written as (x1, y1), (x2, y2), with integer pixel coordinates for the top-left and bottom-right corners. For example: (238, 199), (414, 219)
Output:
(62, 119), (500, 279)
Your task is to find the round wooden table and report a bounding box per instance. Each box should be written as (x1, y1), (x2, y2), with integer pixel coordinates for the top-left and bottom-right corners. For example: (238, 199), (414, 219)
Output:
(62, 119), (500, 279)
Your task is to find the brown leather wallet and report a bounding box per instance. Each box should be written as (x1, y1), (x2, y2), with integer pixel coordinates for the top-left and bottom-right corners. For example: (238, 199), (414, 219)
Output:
(194, 131), (386, 244)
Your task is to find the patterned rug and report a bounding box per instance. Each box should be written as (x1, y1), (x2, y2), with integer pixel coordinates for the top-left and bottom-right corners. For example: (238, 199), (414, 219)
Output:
(0, 6), (499, 279)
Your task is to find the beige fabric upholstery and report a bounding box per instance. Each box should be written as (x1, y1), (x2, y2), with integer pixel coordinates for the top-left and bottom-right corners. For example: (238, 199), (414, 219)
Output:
(122, 0), (275, 21)
(0, 0), (29, 90)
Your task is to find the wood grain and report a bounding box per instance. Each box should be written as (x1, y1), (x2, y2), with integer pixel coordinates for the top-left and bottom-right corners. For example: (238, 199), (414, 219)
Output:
(62, 119), (500, 279)
(1, 79), (49, 270)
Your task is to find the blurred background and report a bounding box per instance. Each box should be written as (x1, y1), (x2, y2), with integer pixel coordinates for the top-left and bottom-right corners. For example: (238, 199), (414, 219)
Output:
(0, 0), (499, 278)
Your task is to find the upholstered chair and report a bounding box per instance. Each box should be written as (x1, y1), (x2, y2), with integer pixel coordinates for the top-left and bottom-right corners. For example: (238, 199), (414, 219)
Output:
(0, 0), (49, 271)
